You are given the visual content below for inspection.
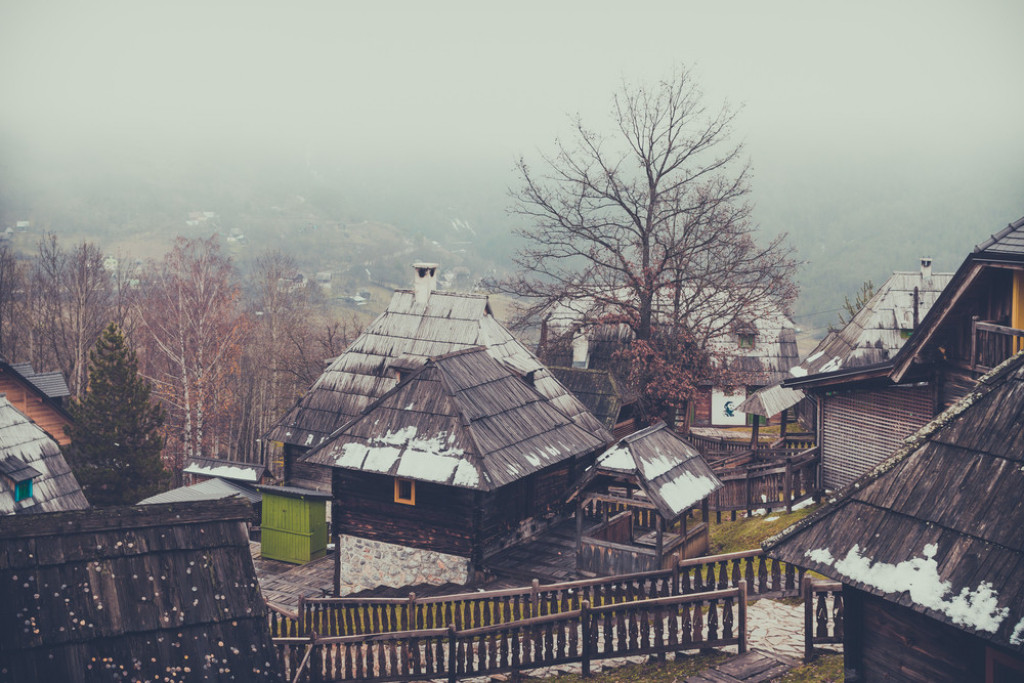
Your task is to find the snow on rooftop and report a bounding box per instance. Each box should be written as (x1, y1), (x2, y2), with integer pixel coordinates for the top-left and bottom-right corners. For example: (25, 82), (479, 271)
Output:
(184, 462), (260, 483)
(806, 543), (1009, 634)
(789, 366), (808, 377)
(658, 471), (718, 515)
(597, 444), (635, 471)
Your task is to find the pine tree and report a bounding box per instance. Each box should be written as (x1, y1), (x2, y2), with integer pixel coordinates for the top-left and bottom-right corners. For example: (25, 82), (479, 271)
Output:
(64, 323), (170, 506)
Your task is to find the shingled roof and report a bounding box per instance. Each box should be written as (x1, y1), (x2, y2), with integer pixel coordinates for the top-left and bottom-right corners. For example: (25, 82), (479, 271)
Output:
(786, 262), (953, 384)
(304, 346), (611, 491)
(580, 423), (722, 519)
(549, 366), (636, 430)
(766, 350), (1024, 654)
(0, 498), (281, 681)
(268, 288), (607, 450)
(0, 396), (88, 514)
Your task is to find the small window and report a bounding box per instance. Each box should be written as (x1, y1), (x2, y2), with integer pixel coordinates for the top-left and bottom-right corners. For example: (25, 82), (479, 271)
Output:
(738, 333), (756, 349)
(394, 478), (415, 505)
(14, 479), (32, 502)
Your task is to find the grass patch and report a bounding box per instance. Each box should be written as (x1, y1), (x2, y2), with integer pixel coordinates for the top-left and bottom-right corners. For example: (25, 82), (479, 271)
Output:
(532, 650), (731, 682)
(707, 504), (821, 555)
(774, 653), (843, 682)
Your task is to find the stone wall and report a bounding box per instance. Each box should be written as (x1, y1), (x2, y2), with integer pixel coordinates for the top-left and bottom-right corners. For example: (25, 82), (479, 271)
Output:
(337, 535), (470, 595)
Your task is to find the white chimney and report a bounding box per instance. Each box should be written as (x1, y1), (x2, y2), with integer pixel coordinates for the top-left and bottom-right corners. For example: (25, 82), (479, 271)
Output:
(572, 329), (590, 368)
(412, 262), (439, 304)
(920, 257), (932, 279)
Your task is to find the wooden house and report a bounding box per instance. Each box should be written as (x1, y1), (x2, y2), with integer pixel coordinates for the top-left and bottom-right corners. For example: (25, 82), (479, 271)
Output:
(541, 303), (799, 430)
(302, 346), (611, 590)
(0, 395), (88, 514)
(766, 351), (1024, 682)
(774, 222), (1024, 489)
(267, 263), (607, 492)
(570, 423), (722, 575)
(0, 498), (281, 681)
(0, 358), (73, 446)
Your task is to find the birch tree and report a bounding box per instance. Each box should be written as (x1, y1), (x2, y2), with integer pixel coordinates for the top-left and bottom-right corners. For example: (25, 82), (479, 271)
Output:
(137, 236), (244, 483)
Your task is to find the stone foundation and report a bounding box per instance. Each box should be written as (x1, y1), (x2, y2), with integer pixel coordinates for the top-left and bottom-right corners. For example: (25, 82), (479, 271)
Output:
(337, 535), (470, 595)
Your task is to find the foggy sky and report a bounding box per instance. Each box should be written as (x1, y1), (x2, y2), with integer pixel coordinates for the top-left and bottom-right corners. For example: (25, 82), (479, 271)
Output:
(3, 1), (1021, 168)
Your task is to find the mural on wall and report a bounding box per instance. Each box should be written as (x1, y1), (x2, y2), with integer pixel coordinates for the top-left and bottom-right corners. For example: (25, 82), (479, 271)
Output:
(711, 387), (747, 426)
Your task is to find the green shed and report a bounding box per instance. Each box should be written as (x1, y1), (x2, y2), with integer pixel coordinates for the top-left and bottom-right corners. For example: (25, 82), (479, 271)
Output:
(257, 484), (330, 564)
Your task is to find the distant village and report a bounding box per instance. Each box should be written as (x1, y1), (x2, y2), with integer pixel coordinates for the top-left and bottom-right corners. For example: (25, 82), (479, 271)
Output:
(3, 213), (1024, 682)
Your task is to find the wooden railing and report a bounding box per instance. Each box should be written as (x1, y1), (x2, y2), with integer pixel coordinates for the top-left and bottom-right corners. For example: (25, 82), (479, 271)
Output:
(712, 446), (820, 516)
(803, 577), (843, 662)
(278, 584), (748, 682)
(970, 318), (1024, 372)
(281, 549), (801, 639)
(268, 602), (302, 638)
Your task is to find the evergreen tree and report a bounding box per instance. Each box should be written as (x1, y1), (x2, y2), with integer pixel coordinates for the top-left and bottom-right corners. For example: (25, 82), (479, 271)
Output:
(64, 323), (170, 505)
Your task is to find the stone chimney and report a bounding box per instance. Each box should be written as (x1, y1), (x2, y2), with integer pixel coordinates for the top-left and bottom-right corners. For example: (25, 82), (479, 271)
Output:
(572, 328), (590, 369)
(920, 257), (933, 279)
(412, 262), (439, 304)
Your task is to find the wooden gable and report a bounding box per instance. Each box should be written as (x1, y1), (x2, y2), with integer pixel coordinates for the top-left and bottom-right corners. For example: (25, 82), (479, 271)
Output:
(0, 362), (72, 446)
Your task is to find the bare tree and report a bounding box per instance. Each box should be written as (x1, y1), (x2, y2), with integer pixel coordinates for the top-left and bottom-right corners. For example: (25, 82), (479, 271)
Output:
(137, 236), (245, 483)
(504, 67), (798, 419)
(28, 236), (112, 396)
(0, 243), (26, 359)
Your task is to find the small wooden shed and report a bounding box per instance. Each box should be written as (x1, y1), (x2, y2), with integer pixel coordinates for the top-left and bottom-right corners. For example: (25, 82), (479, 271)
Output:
(571, 423), (722, 575)
(257, 484), (330, 565)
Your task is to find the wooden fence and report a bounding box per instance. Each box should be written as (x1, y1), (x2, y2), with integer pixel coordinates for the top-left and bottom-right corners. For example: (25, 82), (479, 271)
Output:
(275, 548), (802, 640)
(712, 446), (820, 517)
(803, 577), (843, 662)
(278, 584), (748, 682)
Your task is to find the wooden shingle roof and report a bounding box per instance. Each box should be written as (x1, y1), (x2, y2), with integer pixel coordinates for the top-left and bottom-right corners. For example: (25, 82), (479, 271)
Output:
(767, 351), (1024, 653)
(583, 423), (722, 519)
(786, 264), (953, 384)
(0, 498), (280, 681)
(304, 347), (611, 490)
(268, 289), (606, 450)
(549, 366), (634, 430)
(0, 396), (88, 514)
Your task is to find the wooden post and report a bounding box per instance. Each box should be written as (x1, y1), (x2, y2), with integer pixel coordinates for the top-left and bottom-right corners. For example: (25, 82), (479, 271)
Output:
(333, 533), (341, 596)
(738, 580), (748, 654)
(408, 592), (418, 631)
(447, 624), (458, 683)
(971, 315), (979, 370)
(576, 497), (584, 560)
(750, 418), (760, 450)
(530, 579), (540, 618)
(702, 497), (709, 524)
(803, 575), (814, 662)
(785, 458), (794, 513)
(780, 407), (789, 439)
(655, 515), (664, 567)
(581, 600), (592, 678)
(298, 595), (306, 637)
(745, 470), (753, 517)
(672, 556), (681, 596)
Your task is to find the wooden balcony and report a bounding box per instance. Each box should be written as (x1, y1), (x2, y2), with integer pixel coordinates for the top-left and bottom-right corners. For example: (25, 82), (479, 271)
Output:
(970, 317), (1024, 372)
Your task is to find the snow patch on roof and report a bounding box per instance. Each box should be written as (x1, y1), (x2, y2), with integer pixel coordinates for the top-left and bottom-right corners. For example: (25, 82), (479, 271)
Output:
(819, 356), (843, 373)
(597, 444), (635, 471)
(809, 543), (1009, 634)
(658, 472), (718, 516)
(1011, 617), (1024, 646)
(789, 366), (808, 377)
(184, 463), (260, 483)
(452, 460), (480, 488)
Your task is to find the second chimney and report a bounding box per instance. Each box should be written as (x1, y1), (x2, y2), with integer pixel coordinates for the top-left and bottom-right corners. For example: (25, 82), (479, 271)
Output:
(412, 262), (439, 304)
(920, 257), (933, 279)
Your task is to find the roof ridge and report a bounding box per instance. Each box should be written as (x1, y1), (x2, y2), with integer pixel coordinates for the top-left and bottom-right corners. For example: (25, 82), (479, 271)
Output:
(973, 215), (1024, 253)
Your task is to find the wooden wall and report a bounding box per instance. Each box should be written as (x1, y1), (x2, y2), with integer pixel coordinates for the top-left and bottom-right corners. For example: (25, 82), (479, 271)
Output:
(847, 589), (995, 682)
(333, 469), (476, 558)
(0, 372), (71, 446)
(820, 384), (933, 489)
(333, 460), (583, 563)
(283, 445), (331, 492)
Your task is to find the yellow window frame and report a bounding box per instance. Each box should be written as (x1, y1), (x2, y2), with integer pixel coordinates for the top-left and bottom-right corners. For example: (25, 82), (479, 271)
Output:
(394, 478), (416, 505)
